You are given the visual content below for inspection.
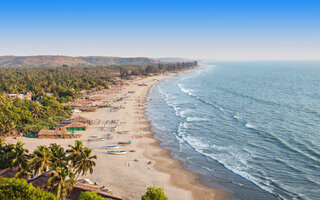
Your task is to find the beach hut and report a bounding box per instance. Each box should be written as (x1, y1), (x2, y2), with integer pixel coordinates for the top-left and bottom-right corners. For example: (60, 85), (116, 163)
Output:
(65, 122), (88, 131)
(67, 183), (122, 200)
(0, 168), (18, 178)
(54, 125), (66, 131)
(60, 116), (92, 125)
(79, 106), (97, 112)
(72, 116), (92, 125)
(37, 129), (81, 139)
(28, 171), (57, 189)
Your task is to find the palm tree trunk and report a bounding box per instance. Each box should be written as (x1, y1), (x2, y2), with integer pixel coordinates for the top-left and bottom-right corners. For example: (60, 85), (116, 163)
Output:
(57, 183), (61, 199)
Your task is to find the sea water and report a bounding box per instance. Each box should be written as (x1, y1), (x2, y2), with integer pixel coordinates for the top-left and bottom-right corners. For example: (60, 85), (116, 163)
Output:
(146, 61), (320, 200)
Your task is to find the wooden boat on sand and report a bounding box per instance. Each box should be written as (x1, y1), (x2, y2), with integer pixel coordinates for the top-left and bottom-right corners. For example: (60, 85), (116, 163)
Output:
(118, 130), (131, 134)
(108, 151), (127, 155)
(101, 145), (119, 149)
(118, 141), (132, 146)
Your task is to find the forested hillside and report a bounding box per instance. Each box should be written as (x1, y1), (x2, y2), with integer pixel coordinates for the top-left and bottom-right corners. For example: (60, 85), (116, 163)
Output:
(0, 56), (159, 68)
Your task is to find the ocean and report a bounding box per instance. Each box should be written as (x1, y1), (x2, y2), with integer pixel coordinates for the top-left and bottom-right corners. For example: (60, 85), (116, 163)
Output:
(146, 61), (320, 200)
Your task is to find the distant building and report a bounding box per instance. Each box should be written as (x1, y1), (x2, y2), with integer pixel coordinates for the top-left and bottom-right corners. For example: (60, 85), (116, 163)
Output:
(7, 92), (32, 101)
(46, 93), (54, 97)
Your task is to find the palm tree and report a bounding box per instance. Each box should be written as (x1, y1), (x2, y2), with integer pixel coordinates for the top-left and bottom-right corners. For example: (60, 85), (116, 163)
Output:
(0, 138), (4, 149)
(11, 141), (30, 178)
(67, 140), (84, 168)
(0, 143), (14, 169)
(49, 143), (68, 169)
(48, 167), (75, 199)
(74, 147), (97, 179)
(30, 145), (52, 175)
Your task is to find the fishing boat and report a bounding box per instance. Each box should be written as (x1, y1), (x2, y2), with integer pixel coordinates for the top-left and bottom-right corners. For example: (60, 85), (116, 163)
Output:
(108, 151), (127, 155)
(118, 130), (131, 134)
(118, 141), (132, 146)
(88, 138), (99, 142)
(101, 145), (119, 149)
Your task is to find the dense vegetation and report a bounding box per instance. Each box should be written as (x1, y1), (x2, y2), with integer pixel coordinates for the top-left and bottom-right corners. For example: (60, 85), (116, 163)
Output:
(0, 178), (58, 200)
(141, 186), (168, 200)
(0, 61), (197, 135)
(0, 66), (113, 102)
(0, 140), (97, 199)
(0, 94), (71, 134)
(78, 191), (108, 200)
(121, 61), (198, 78)
(0, 61), (197, 101)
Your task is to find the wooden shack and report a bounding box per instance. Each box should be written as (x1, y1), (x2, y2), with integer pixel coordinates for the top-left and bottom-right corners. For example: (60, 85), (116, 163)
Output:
(37, 129), (81, 139)
(68, 183), (122, 200)
(65, 122), (88, 131)
(28, 171), (57, 189)
(60, 116), (92, 125)
(79, 106), (97, 112)
(0, 168), (18, 178)
(72, 116), (92, 124)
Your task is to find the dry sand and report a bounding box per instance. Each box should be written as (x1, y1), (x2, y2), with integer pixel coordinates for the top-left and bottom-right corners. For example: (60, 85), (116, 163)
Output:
(5, 68), (230, 200)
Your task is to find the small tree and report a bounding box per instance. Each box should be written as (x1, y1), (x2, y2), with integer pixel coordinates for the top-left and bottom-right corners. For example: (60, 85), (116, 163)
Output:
(78, 191), (105, 200)
(120, 68), (130, 79)
(141, 186), (168, 200)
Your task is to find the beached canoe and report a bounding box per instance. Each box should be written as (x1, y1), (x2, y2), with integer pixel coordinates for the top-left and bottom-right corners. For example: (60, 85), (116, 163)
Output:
(118, 141), (132, 145)
(118, 131), (131, 134)
(108, 150), (127, 155)
(88, 138), (99, 141)
(101, 145), (119, 149)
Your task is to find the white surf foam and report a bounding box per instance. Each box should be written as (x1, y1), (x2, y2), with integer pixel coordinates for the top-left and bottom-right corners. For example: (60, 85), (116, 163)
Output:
(186, 117), (209, 122)
(177, 83), (194, 96)
(245, 123), (256, 129)
(233, 113), (241, 120)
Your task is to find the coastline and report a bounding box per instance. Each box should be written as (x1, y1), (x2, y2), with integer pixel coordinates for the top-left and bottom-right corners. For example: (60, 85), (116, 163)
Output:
(142, 67), (230, 200)
(5, 66), (229, 200)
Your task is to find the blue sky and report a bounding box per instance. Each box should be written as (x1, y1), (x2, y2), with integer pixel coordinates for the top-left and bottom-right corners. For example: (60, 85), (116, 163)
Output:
(0, 0), (319, 60)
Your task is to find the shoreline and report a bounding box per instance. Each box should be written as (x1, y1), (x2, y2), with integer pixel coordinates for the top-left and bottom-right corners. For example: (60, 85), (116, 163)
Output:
(142, 66), (230, 200)
(4, 66), (230, 200)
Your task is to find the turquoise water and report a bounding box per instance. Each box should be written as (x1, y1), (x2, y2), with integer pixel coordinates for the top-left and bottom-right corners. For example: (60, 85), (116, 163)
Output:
(146, 61), (320, 200)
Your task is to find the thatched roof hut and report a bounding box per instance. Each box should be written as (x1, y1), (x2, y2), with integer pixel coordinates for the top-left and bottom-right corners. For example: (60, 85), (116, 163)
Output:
(28, 171), (57, 189)
(0, 168), (18, 178)
(79, 107), (97, 112)
(67, 183), (122, 200)
(65, 122), (88, 131)
(72, 116), (92, 124)
(37, 129), (81, 139)
(60, 116), (92, 125)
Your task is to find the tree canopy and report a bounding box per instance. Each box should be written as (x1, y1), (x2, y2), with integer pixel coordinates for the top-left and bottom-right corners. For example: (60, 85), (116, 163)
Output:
(141, 186), (168, 200)
(0, 178), (58, 200)
(0, 140), (97, 199)
(0, 94), (71, 134)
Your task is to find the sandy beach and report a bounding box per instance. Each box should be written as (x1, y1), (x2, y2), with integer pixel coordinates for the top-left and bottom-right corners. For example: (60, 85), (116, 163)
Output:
(5, 68), (229, 200)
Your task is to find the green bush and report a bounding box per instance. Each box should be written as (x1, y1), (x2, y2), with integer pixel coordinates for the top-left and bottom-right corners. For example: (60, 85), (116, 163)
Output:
(141, 186), (168, 200)
(0, 177), (57, 200)
(78, 191), (106, 200)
